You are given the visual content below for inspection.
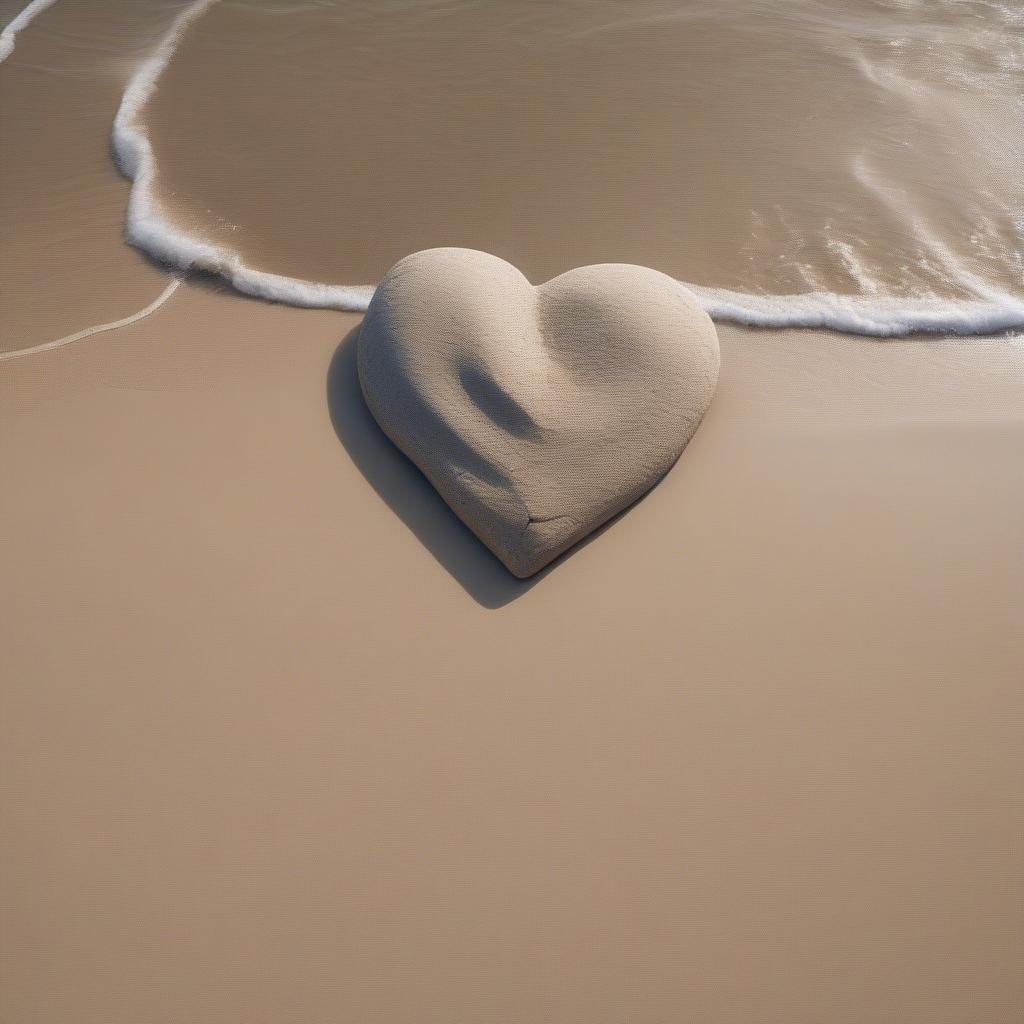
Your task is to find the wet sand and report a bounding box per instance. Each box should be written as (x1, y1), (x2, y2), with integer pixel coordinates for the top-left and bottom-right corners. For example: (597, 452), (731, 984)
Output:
(2, 1), (1023, 1021)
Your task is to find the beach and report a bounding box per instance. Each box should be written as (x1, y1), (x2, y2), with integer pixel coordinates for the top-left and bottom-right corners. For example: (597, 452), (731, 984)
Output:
(2, 2), (1023, 1020)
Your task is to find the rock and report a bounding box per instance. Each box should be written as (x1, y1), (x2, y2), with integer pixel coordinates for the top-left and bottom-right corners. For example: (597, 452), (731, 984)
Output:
(357, 248), (720, 578)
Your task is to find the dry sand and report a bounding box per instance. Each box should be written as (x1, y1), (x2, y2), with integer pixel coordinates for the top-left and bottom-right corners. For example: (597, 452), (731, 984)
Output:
(2, 1), (1023, 1021)
(3, 283), (1023, 1020)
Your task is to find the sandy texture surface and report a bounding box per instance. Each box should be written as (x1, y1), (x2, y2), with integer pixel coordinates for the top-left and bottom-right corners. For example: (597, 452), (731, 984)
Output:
(3, 280), (1023, 1021)
(359, 249), (719, 576)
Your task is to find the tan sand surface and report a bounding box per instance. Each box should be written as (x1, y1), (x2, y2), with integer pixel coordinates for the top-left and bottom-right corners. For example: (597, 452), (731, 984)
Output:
(2, 279), (1023, 1021)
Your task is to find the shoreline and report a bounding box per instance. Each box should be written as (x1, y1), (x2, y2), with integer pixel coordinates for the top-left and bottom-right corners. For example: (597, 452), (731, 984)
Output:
(2, 1), (1022, 1020)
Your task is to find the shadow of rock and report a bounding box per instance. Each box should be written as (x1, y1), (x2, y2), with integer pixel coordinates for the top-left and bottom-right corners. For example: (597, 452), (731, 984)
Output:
(326, 326), (544, 608)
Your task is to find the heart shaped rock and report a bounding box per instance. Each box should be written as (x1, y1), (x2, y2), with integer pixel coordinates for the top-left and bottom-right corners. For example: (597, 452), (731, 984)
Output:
(357, 248), (719, 578)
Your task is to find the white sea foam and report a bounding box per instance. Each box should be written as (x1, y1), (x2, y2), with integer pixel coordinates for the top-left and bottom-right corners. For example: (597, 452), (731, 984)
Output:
(113, 0), (374, 312)
(110, 0), (1024, 337)
(0, 279), (181, 361)
(688, 286), (1024, 338)
(0, 0), (59, 63)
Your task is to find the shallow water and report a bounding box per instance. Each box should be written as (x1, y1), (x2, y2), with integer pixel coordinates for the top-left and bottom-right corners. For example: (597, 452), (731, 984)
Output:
(4, 0), (1024, 334)
(143, 0), (1024, 331)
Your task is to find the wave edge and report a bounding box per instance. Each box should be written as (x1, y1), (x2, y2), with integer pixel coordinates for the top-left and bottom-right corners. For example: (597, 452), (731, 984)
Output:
(113, 0), (1024, 338)
(0, 0), (60, 63)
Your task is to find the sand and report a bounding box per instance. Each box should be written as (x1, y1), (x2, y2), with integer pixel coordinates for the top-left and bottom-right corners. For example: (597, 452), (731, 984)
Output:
(3, 281), (1024, 1020)
(2, 1), (1023, 1021)
(358, 249), (719, 576)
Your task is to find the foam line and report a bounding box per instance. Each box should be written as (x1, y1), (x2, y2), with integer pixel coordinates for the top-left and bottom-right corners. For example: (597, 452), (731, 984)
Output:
(687, 285), (1024, 338)
(113, 0), (374, 313)
(111, 0), (1024, 337)
(0, 0), (59, 63)
(0, 279), (180, 361)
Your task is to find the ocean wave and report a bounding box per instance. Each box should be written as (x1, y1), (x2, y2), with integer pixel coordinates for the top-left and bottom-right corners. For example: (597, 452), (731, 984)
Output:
(110, 0), (1024, 337)
(690, 286), (1024, 337)
(112, 0), (375, 312)
(0, 0), (59, 63)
